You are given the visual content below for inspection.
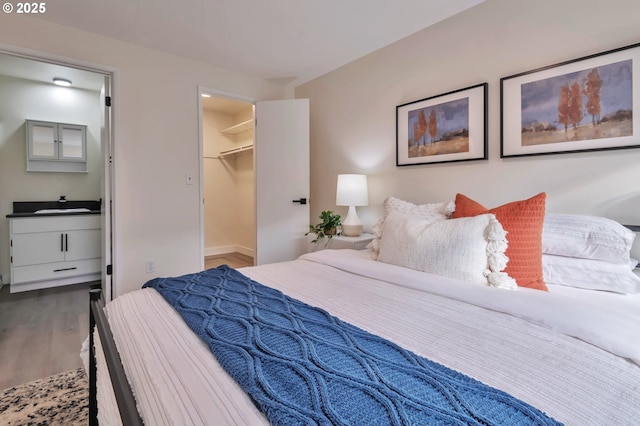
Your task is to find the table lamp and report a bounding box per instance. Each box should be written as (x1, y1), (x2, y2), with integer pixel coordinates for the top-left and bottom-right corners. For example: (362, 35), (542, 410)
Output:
(336, 174), (368, 237)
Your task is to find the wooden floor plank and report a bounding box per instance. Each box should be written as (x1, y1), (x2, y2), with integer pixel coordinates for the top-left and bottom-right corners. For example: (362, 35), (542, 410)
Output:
(0, 283), (91, 390)
(0, 254), (251, 390)
(205, 252), (254, 269)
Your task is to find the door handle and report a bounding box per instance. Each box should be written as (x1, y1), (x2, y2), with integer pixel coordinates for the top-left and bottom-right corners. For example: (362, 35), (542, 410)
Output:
(292, 198), (307, 205)
(54, 267), (78, 272)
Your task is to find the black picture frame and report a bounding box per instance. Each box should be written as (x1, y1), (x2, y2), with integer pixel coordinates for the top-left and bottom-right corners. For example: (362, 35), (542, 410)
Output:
(396, 83), (487, 166)
(501, 42), (640, 158)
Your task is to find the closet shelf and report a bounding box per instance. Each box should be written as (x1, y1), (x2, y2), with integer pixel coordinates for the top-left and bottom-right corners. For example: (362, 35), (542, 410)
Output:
(220, 119), (253, 135)
(211, 144), (254, 159)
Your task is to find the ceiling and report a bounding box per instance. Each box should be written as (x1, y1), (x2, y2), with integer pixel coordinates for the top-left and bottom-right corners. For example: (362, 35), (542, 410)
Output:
(0, 53), (106, 91)
(202, 95), (251, 114)
(22, 0), (484, 87)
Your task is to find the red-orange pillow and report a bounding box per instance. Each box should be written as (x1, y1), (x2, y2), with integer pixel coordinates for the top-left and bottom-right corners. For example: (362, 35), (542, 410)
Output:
(453, 193), (548, 291)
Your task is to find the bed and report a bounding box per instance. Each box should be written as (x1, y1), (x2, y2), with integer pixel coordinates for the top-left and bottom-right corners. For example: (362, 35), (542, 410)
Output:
(88, 194), (640, 425)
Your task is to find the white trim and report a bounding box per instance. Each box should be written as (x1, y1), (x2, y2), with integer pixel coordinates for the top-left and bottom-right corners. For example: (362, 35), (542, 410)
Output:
(197, 87), (205, 271)
(199, 87), (255, 104)
(204, 245), (255, 259)
(0, 43), (118, 76)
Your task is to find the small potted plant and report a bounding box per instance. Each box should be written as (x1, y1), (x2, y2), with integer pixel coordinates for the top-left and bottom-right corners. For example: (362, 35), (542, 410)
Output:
(306, 210), (342, 245)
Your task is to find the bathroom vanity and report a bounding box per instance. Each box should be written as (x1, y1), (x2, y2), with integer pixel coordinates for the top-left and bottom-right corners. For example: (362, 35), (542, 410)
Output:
(7, 200), (101, 293)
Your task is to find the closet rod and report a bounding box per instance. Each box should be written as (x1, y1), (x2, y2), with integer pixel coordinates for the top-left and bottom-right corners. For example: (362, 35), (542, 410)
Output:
(206, 144), (253, 160)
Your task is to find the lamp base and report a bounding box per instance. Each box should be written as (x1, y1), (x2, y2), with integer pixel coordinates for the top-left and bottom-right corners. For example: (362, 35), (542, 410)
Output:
(341, 205), (363, 237)
(341, 223), (363, 237)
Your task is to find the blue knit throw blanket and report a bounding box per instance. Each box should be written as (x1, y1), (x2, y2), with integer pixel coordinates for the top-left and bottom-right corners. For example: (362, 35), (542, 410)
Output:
(143, 265), (561, 426)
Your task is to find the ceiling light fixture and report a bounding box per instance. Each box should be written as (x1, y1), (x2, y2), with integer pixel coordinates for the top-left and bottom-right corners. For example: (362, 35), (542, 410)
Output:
(201, 93), (212, 98)
(53, 78), (72, 87)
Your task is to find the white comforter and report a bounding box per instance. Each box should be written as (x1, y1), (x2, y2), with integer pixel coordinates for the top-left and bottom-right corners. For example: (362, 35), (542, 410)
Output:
(101, 249), (640, 425)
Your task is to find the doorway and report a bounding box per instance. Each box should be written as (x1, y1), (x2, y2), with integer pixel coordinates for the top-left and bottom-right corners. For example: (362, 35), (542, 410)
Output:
(200, 92), (256, 267)
(0, 49), (114, 387)
(0, 50), (113, 297)
(198, 94), (311, 268)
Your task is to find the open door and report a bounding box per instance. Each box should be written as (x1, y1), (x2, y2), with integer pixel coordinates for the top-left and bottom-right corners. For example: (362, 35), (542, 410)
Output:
(255, 99), (310, 265)
(100, 75), (113, 301)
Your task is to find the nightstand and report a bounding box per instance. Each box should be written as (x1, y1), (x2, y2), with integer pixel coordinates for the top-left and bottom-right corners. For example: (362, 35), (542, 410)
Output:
(309, 232), (374, 251)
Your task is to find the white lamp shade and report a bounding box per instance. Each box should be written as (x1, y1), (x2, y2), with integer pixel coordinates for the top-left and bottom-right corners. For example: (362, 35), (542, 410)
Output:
(336, 174), (368, 206)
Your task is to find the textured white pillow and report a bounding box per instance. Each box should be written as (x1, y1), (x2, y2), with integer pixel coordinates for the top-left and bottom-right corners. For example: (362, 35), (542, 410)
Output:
(368, 197), (454, 258)
(377, 211), (516, 289)
(543, 254), (640, 294)
(542, 214), (635, 264)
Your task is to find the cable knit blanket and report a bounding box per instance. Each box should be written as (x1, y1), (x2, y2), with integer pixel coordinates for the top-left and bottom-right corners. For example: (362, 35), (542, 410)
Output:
(143, 265), (561, 426)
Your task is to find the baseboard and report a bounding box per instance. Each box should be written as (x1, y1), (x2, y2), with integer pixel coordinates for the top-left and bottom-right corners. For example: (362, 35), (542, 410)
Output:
(233, 245), (253, 258)
(205, 245), (255, 259)
(204, 245), (236, 257)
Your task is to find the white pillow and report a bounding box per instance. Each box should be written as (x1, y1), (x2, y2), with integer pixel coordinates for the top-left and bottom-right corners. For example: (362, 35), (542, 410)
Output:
(377, 211), (516, 289)
(543, 254), (640, 294)
(368, 196), (454, 258)
(542, 213), (636, 264)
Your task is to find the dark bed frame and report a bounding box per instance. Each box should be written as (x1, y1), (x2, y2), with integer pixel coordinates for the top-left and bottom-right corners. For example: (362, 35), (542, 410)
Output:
(89, 289), (144, 425)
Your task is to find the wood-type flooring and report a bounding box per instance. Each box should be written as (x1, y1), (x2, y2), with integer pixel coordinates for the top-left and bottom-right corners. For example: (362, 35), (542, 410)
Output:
(0, 253), (252, 390)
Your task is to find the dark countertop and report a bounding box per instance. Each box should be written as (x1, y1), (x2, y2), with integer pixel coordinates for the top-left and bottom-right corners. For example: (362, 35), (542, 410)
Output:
(7, 210), (101, 218)
(6, 200), (101, 218)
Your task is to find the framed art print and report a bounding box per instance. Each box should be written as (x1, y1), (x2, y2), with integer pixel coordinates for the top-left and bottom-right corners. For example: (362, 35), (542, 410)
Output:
(396, 83), (487, 166)
(501, 42), (640, 158)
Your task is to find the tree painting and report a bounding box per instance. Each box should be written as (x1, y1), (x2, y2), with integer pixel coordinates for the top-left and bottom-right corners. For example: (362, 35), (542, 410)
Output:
(584, 68), (602, 126)
(521, 59), (632, 146)
(568, 81), (584, 130)
(428, 109), (438, 144)
(407, 97), (469, 158)
(557, 84), (570, 134)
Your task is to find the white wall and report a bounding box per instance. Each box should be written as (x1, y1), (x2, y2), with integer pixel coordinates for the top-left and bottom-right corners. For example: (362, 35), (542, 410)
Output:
(296, 0), (640, 258)
(0, 15), (289, 295)
(202, 108), (255, 257)
(0, 75), (101, 281)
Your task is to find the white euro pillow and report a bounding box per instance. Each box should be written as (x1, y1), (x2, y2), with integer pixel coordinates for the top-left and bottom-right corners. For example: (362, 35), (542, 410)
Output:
(542, 214), (635, 264)
(377, 211), (516, 289)
(543, 254), (640, 294)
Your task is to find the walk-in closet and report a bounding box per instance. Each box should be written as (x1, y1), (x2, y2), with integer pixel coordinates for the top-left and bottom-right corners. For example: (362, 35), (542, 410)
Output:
(202, 96), (255, 263)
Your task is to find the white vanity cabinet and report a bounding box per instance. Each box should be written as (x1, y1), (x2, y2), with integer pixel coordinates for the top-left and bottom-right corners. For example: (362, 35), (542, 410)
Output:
(9, 215), (101, 292)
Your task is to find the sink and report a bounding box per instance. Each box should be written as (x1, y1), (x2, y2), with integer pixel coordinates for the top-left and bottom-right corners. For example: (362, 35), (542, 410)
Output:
(34, 208), (92, 214)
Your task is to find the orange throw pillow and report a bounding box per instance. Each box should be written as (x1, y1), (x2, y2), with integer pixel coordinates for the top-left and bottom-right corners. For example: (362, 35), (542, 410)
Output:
(453, 193), (548, 291)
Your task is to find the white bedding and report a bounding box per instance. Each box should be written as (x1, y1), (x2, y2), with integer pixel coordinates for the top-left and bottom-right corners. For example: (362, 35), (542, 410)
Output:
(101, 249), (640, 425)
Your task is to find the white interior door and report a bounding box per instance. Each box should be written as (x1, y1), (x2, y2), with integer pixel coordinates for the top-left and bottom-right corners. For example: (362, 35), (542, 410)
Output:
(255, 99), (310, 265)
(100, 75), (113, 300)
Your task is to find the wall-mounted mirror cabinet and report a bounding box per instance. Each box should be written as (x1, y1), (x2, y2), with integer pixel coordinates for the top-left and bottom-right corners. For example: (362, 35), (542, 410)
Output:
(26, 119), (88, 172)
